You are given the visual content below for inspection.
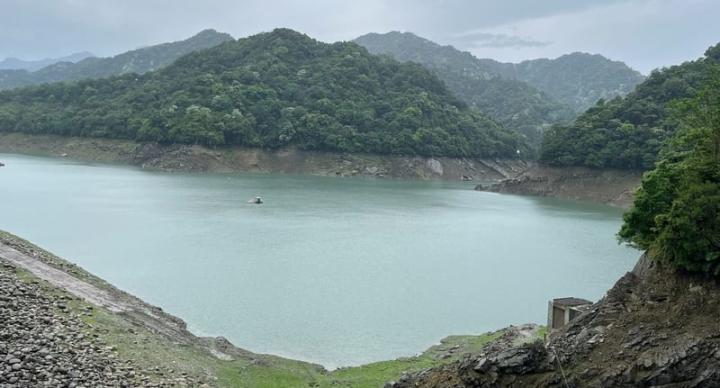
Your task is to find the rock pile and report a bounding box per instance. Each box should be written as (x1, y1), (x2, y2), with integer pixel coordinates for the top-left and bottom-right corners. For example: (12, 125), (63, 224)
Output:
(0, 261), (203, 387)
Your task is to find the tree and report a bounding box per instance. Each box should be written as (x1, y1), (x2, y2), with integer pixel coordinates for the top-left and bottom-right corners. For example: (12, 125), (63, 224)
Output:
(619, 68), (720, 274)
(540, 42), (720, 170)
(0, 29), (529, 159)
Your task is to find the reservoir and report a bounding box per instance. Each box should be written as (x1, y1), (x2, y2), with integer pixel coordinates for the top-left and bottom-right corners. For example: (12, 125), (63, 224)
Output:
(0, 153), (638, 368)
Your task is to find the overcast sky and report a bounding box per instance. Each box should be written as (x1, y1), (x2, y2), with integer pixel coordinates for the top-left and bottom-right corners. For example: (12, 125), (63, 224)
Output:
(1, 0), (718, 74)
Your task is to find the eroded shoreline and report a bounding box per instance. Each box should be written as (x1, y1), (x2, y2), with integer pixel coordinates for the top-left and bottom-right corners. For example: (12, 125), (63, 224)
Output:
(477, 165), (643, 208)
(0, 132), (528, 182)
(0, 132), (646, 208)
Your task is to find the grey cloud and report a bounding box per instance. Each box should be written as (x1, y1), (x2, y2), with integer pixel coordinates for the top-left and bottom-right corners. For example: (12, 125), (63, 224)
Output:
(0, 0), (717, 73)
(0, 0), (631, 60)
(452, 32), (551, 48)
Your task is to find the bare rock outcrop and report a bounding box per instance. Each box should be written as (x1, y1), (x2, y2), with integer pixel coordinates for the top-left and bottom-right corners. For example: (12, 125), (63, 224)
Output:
(477, 166), (642, 208)
(389, 253), (720, 387)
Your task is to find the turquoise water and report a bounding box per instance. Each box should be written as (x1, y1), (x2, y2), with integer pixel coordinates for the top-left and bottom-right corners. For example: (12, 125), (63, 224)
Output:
(0, 153), (638, 368)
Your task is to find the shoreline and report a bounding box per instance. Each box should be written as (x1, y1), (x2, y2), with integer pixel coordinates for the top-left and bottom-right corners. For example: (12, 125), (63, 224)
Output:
(477, 165), (643, 208)
(0, 230), (544, 386)
(0, 132), (644, 207)
(0, 132), (529, 182)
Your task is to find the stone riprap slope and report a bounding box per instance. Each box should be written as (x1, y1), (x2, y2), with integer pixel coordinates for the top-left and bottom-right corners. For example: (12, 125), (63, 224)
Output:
(0, 260), (206, 387)
(0, 230), (546, 387)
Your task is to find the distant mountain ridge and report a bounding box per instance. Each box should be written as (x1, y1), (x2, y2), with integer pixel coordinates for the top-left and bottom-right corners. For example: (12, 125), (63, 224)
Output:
(0, 29), (234, 90)
(0, 51), (94, 71)
(354, 31), (575, 145)
(540, 42), (720, 170)
(477, 52), (646, 112)
(354, 32), (645, 141)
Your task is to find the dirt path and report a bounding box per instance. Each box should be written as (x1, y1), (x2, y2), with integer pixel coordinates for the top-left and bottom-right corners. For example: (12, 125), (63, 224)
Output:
(0, 243), (128, 312)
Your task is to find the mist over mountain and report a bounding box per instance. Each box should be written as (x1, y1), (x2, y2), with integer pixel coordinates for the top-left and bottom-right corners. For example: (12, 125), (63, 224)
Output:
(0, 29), (233, 91)
(0, 51), (94, 72)
(478, 52), (646, 112)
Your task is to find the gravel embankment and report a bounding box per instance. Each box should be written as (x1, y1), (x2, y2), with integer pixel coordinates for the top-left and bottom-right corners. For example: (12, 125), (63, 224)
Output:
(0, 261), (205, 387)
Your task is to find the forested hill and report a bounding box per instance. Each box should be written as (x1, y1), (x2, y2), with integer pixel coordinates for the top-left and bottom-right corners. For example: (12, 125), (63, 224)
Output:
(0, 51), (94, 71)
(480, 53), (645, 113)
(0, 29), (234, 91)
(540, 42), (720, 170)
(354, 31), (575, 144)
(0, 29), (528, 159)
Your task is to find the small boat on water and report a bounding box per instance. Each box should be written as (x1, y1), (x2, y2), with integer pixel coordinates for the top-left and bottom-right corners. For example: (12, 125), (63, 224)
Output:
(248, 196), (263, 204)
(0, 161), (4, 167)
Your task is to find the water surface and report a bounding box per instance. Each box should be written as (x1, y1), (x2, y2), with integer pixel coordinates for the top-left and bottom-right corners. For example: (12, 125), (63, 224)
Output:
(0, 153), (638, 368)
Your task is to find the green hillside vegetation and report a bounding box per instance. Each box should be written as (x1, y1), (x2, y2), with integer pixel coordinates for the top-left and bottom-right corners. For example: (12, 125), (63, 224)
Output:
(481, 53), (645, 113)
(355, 32), (575, 144)
(0, 29), (528, 158)
(540, 43), (720, 170)
(0, 29), (234, 90)
(619, 67), (720, 275)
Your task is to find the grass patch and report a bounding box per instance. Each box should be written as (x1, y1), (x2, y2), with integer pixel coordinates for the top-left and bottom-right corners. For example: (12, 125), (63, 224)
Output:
(324, 331), (503, 387)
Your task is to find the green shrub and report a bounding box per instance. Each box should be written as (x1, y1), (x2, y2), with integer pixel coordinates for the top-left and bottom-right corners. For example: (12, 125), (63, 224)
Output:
(619, 69), (720, 274)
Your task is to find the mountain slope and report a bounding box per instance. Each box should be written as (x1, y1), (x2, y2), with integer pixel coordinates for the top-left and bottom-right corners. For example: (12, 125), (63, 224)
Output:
(0, 29), (234, 90)
(0, 51), (94, 71)
(0, 29), (528, 159)
(481, 52), (645, 113)
(540, 42), (720, 170)
(355, 32), (575, 144)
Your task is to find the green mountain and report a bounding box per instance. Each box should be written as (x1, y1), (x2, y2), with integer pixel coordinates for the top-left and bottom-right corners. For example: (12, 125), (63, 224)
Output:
(540, 43), (720, 170)
(619, 69), (720, 274)
(0, 29), (528, 159)
(354, 32), (575, 144)
(0, 29), (234, 90)
(0, 51), (94, 71)
(480, 53), (645, 113)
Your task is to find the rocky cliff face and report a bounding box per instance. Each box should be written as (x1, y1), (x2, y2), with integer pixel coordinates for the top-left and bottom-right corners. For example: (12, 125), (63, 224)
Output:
(388, 253), (720, 387)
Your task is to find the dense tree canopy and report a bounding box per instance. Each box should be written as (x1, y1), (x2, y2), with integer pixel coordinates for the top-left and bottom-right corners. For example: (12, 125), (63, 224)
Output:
(355, 32), (575, 145)
(540, 43), (720, 170)
(0, 29), (528, 158)
(0, 29), (234, 91)
(619, 68), (720, 274)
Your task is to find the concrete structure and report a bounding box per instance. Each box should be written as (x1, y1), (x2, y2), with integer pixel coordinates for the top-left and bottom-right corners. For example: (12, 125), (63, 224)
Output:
(547, 297), (593, 330)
